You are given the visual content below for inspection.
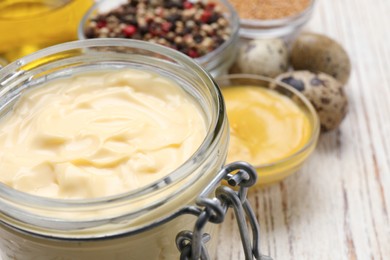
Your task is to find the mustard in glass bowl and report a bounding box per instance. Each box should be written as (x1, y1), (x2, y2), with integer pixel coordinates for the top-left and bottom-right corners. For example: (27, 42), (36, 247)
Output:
(217, 74), (320, 186)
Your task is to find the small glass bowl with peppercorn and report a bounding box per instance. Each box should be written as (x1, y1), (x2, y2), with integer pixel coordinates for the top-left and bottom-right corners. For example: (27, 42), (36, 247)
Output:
(78, 0), (239, 77)
(229, 0), (316, 43)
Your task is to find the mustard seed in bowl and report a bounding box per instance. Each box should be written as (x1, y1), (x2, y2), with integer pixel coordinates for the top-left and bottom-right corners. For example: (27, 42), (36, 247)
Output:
(229, 0), (311, 20)
(236, 0), (316, 43)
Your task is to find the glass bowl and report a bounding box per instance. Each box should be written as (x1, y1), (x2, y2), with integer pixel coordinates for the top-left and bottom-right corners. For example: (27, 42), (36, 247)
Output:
(78, 0), (239, 77)
(237, 0), (316, 44)
(217, 74), (320, 186)
(0, 38), (229, 259)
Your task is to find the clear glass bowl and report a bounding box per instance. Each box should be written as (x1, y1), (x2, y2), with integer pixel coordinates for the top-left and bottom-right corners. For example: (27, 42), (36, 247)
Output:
(217, 74), (320, 186)
(0, 39), (229, 260)
(78, 0), (240, 77)
(238, 0), (316, 43)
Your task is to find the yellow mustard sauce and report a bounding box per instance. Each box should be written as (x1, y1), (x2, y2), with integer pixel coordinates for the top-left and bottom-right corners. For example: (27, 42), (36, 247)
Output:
(0, 0), (93, 62)
(222, 86), (312, 168)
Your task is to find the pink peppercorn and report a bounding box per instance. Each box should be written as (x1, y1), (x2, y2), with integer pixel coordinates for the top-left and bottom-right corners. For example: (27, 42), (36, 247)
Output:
(97, 21), (107, 29)
(183, 1), (194, 9)
(161, 22), (172, 32)
(123, 25), (137, 36)
(206, 2), (216, 10)
(201, 10), (212, 23)
(188, 49), (199, 58)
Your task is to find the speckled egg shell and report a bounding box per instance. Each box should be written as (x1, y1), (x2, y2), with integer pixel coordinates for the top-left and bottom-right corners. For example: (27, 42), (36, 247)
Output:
(275, 71), (348, 131)
(230, 39), (289, 77)
(290, 33), (351, 85)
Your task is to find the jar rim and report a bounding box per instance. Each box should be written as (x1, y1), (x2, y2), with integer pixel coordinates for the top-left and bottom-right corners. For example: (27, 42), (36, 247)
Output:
(0, 39), (226, 209)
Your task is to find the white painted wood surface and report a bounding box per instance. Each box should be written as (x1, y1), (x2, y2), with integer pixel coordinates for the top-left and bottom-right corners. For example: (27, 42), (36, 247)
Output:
(217, 0), (390, 259)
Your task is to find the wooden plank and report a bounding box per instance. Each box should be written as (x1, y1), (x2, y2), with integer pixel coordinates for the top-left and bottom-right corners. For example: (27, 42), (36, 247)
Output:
(217, 0), (390, 259)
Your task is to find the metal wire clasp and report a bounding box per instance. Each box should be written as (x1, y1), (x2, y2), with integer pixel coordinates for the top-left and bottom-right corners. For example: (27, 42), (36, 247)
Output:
(176, 161), (272, 260)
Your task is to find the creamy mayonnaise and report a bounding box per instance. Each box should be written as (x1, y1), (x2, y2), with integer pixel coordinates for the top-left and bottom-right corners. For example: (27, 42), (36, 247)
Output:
(0, 69), (206, 199)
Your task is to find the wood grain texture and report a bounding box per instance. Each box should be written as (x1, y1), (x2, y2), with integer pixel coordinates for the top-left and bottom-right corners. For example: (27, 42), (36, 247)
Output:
(217, 0), (390, 259)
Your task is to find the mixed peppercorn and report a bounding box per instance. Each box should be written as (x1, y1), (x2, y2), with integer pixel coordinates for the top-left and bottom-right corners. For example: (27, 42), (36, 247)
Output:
(84, 0), (231, 58)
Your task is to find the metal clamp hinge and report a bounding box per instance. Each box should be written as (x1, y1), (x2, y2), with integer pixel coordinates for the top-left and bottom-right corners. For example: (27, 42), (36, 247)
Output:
(176, 161), (272, 260)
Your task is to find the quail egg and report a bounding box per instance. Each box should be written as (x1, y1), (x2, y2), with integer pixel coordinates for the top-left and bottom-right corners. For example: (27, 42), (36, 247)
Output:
(230, 38), (289, 77)
(290, 32), (351, 85)
(275, 71), (348, 131)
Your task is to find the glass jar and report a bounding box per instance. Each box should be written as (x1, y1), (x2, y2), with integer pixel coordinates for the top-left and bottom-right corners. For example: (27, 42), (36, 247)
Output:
(0, 39), (264, 260)
(238, 0), (316, 44)
(77, 0), (240, 77)
(216, 74), (320, 186)
(0, 0), (94, 63)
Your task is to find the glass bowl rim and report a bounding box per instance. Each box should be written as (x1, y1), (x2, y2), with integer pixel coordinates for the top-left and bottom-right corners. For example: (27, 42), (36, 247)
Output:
(216, 73), (320, 170)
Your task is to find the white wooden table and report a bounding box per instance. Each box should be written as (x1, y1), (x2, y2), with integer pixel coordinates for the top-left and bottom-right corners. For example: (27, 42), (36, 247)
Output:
(217, 0), (390, 259)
